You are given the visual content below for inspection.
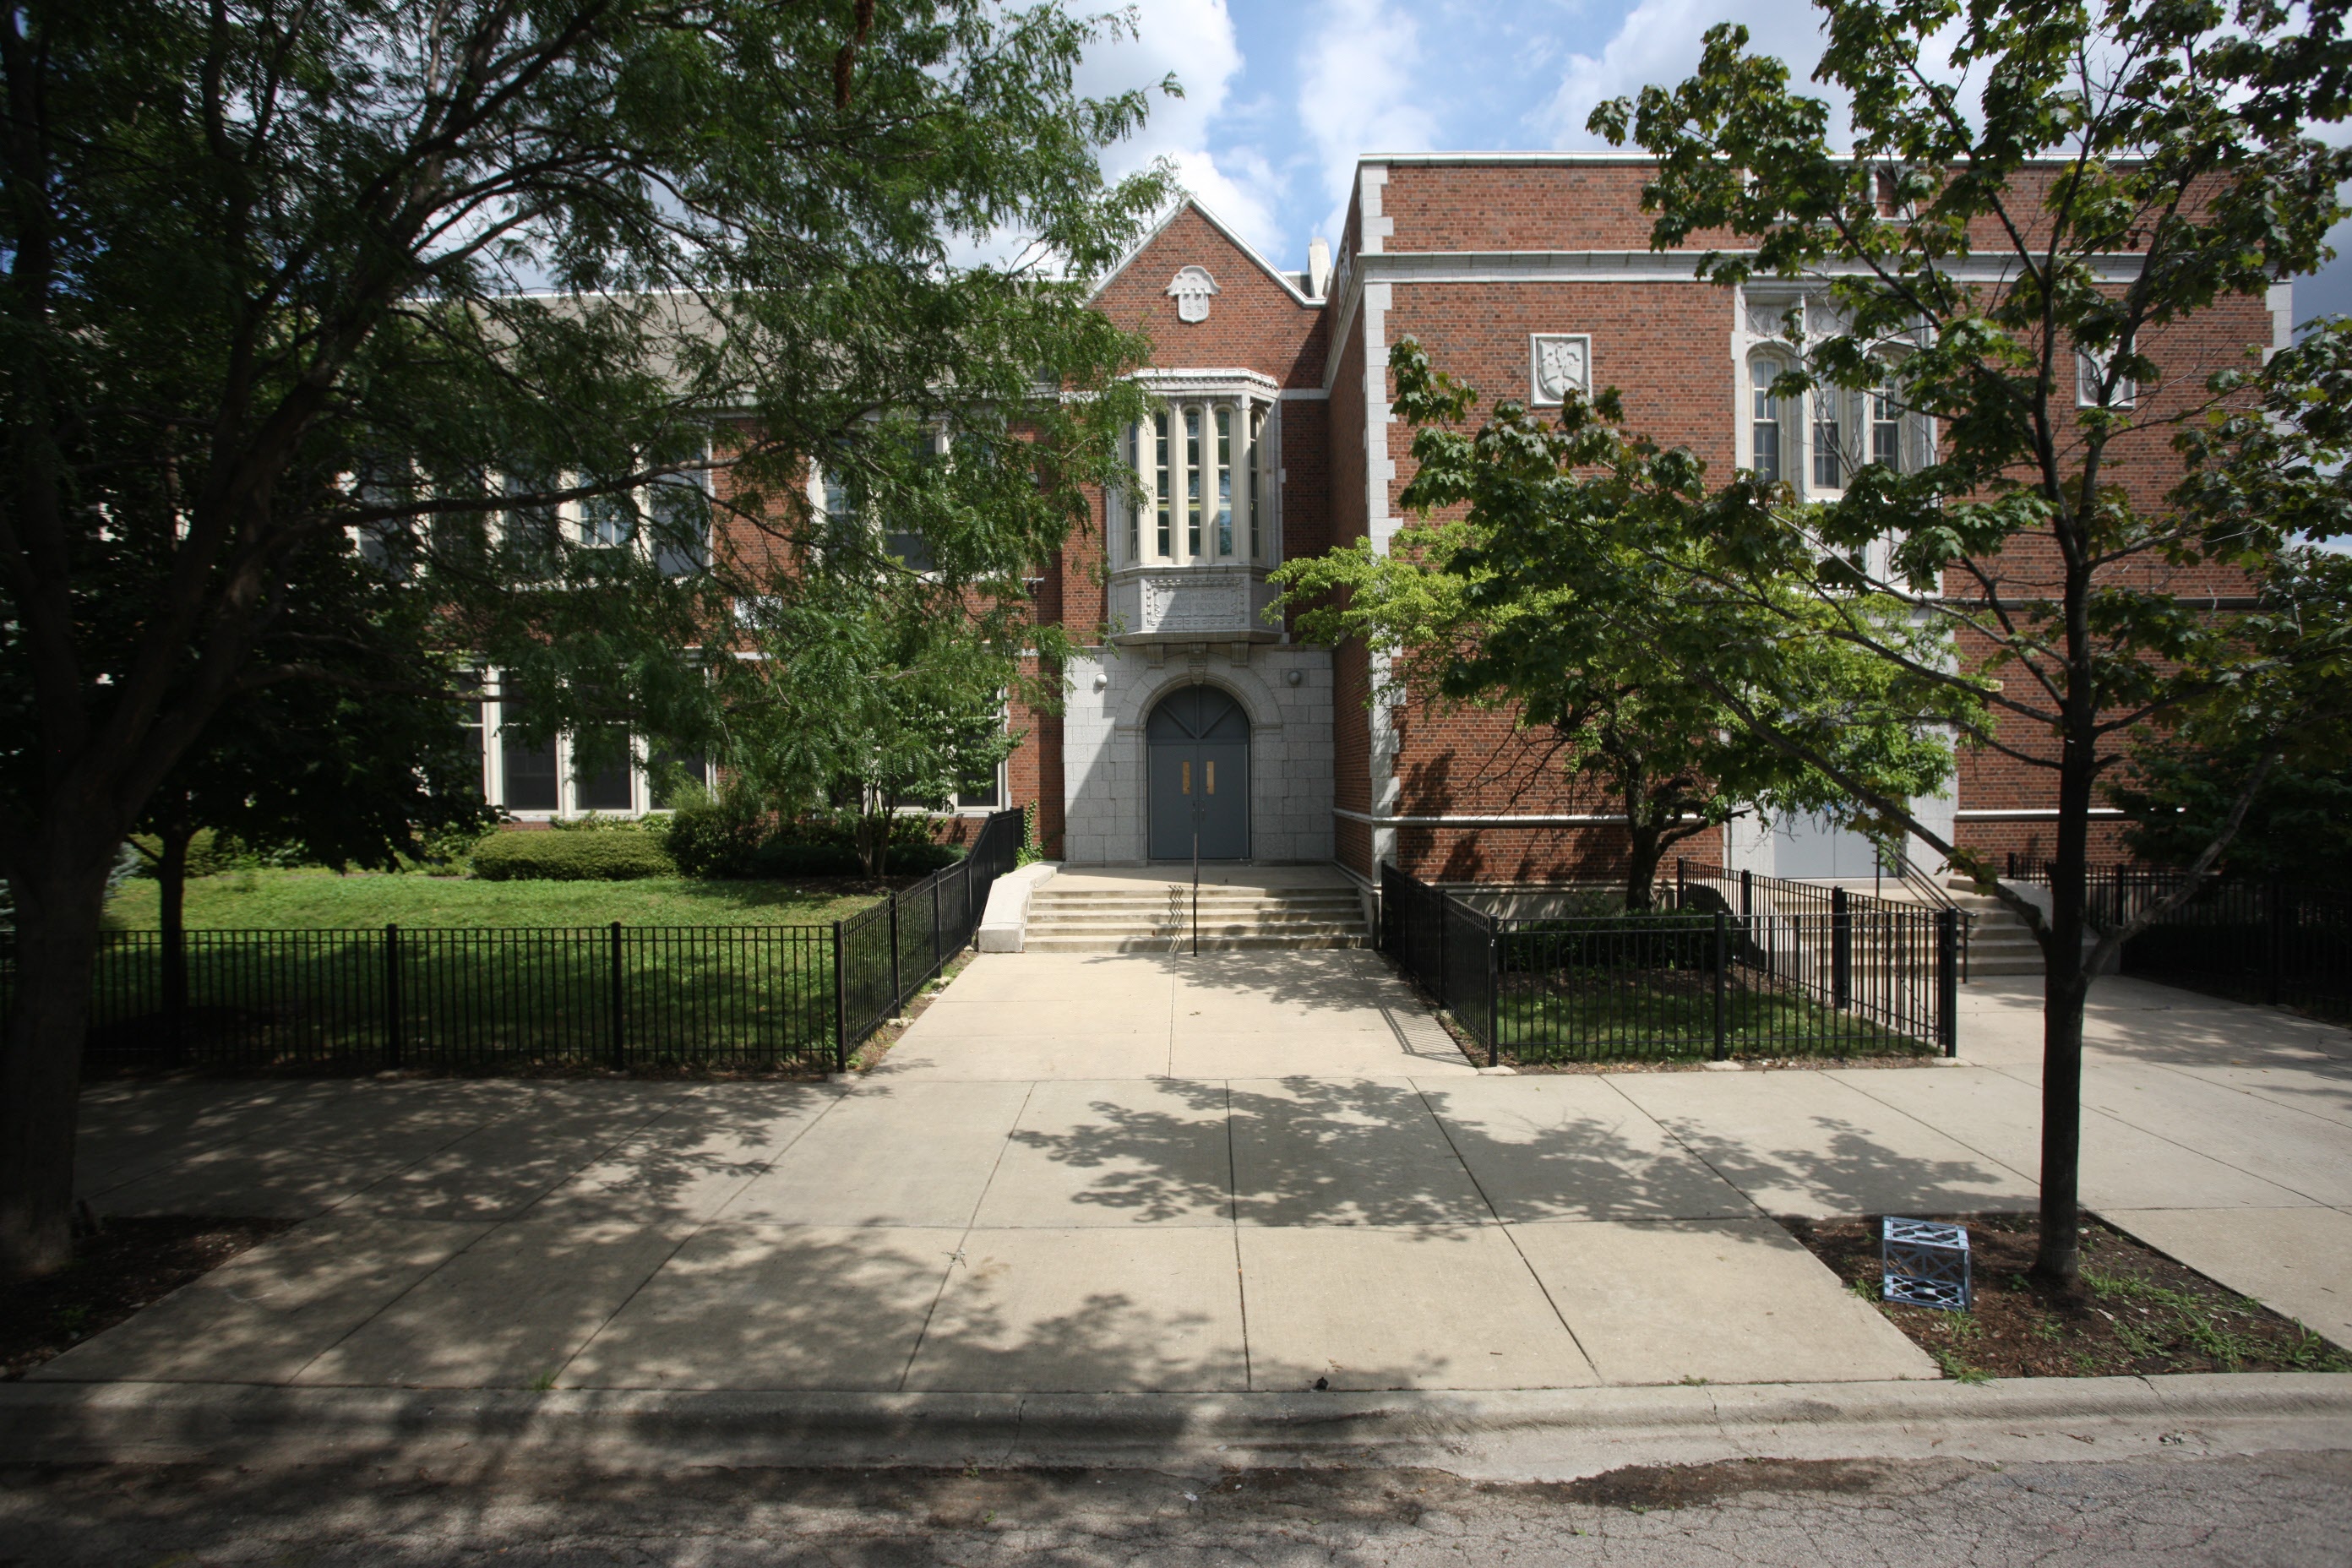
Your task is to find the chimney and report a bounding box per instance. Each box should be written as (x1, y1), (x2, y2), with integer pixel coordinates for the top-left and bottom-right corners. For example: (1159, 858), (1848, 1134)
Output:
(1307, 237), (1331, 299)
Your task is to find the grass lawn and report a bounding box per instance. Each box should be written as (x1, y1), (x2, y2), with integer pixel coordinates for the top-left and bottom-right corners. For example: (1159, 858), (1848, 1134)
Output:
(104, 868), (886, 930)
(1494, 966), (1932, 1062)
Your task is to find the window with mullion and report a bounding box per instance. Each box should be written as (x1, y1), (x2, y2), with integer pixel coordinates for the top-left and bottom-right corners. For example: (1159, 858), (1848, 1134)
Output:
(1153, 412), (1173, 558)
(1184, 406), (1203, 558)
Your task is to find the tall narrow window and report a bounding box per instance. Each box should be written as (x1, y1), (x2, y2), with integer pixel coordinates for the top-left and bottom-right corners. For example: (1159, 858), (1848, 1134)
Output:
(1184, 407), (1202, 558)
(573, 730), (634, 812)
(1752, 378), (1783, 483)
(1153, 412), (1172, 558)
(1811, 391), (1843, 490)
(1124, 422), (1141, 562)
(1214, 407), (1233, 557)
(1248, 405), (1266, 560)
(1871, 382), (1903, 470)
(498, 696), (559, 812)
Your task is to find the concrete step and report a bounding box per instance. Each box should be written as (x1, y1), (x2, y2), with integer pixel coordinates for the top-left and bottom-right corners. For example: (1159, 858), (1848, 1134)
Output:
(1027, 926), (1368, 945)
(1029, 893), (1361, 909)
(1027, 899), (1363, 916)
(1023, 934), (1370, 953)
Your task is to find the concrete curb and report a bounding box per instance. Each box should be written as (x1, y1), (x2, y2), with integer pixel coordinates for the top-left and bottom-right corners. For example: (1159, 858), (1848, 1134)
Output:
(4, 1374), (2347, 1479)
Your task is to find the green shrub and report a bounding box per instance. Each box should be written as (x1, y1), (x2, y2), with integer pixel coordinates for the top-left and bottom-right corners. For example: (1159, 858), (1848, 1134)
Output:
(662, 781), (769, 879)
(471, 829), (677, 881)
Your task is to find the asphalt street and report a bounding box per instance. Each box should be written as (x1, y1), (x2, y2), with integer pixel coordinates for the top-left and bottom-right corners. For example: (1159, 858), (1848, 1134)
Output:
(4, 1450), (2348, 1565)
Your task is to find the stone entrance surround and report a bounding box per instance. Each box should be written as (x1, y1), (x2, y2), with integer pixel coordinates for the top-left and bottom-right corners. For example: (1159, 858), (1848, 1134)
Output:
(1060, 644), (1334, 865)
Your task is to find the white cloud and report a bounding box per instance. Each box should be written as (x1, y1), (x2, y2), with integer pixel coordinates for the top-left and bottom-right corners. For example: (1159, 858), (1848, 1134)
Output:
(1298, 0), (1441, 239)
(1073, 0), (1286, 256)
(1533, 0), (1840, 148)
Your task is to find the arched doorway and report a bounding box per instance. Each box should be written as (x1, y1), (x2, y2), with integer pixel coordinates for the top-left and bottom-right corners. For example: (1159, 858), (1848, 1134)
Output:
(1146, 685), (1250, 860)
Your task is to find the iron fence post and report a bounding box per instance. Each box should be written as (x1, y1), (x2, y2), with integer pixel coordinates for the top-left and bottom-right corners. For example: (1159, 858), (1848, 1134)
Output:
(1486, 913), (1501, 1069)
(608, 921), (625, 1070)
(1832, 886), (1852, 1010)
(1676, 858), (1687, 911)
(933, 871), (943, 979)
(2266, 882), (2285, 1006)
(830, 919), (847, 1074)
(1435, 890), (1448, 1007)
(887, 888), (901, 1015)
(166, 923), (188, 1069)
(1712, 911), (1729, 1061)
(383, 923), (403, 1070)
(1936, 907), (1958, 1057)
(1740, 868), (1752, 919)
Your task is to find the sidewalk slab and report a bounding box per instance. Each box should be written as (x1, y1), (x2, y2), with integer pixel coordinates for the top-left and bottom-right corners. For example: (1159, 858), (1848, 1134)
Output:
(1228, 1078), (1494, 1228)
(909, 999), (1171, 1037)
(1611, 1070), (2037, 1218)
(876, 1034), (1170, 1081)
(716, 1081), (1025, 1228)
(1237, 1224), (1598, 1391)
(1168, 1032), (1465, 1081)
(974, 1080), (1233, 1228)
(1416, 1077), (1755, 1222)
(903, 1228), (1248, 1393)
(562, 1222), (958, 1391)
(296, 1217), (692, 1389)
(524, 1090), (839, 1223)
(2157, 1062), (2352, 1130)
(28, 1217), (489, 1386)
(2104, 1206), (2352, 1352)
(2072, 1064), (2352, 1206)
(1507, 1217), (1938, 1386)
(340, 1105), (677, 1222)
(1832, 1067), (2318, 1213)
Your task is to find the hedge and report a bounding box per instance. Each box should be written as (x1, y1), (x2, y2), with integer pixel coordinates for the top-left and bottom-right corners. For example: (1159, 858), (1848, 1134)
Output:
(471, 830), (678, 881)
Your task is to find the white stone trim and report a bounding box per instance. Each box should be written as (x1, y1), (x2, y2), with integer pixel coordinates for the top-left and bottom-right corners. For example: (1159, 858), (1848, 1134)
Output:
(1334, 808), (1686, 826)
(1953, 808), (2126, 821)
(1086, 198), (1323, 308)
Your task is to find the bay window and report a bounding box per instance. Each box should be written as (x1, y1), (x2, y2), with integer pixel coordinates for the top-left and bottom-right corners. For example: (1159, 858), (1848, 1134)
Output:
(1119, 391), (1275, 567)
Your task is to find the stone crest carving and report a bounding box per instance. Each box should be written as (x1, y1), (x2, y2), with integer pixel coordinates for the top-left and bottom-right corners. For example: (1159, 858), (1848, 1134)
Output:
(1166, 265), (1221, 324)
(1528, 334), (1591, 406)
(1143, 574), (1244, 632)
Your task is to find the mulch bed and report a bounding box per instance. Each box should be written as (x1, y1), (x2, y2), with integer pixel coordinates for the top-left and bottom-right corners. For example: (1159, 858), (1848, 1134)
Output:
(1, 1216), (294, 1380)
(1787, 1211), (2352, 1380)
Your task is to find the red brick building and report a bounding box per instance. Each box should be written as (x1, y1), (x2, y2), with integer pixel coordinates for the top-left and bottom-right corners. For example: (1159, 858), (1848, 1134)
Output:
(459, 155), (2282, 888)
(982, 153), (2289, 896)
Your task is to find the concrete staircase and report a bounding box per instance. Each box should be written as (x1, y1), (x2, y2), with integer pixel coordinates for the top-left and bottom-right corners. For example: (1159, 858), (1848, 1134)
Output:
(1021, 882), (1370, 953)
(1948, 890), (2044, 977)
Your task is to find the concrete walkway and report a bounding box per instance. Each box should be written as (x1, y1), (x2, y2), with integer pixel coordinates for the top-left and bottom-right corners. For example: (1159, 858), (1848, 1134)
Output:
(41, 954), (2352, 1398)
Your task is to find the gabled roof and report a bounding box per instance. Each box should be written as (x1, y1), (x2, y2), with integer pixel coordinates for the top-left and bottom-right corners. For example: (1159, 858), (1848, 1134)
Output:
(1086, 197), (1322, 309)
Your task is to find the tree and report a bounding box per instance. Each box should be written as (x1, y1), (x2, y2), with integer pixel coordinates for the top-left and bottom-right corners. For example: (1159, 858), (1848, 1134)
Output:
(722, 572), (1035, 878)
(129, 544), (494, 1049)
(0, 0), (1173, 1275)
(2109, 549), (2352, 883)
(1274, 351), (1968, 910)
(1556, 0), (2352, 1286)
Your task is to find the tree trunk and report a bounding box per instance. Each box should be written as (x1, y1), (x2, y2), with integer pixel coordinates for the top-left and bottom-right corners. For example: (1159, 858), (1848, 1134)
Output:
(157, 819), (193, 1067)
(1624, 824), (1666, 912)
(0, 834), (117, 1280)
(2033, 651), (2099, 1292)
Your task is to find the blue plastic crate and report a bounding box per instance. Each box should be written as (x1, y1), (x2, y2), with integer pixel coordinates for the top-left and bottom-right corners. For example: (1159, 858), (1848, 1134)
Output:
(1881, 1216), (1971, 1310)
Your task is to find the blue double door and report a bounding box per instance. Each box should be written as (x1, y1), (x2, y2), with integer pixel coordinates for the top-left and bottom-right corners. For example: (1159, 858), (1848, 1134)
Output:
(1147, 686), (1250, 861)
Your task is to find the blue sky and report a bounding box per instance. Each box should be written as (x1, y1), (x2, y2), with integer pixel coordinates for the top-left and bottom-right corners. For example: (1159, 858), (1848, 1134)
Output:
(1075, 0), (2351, 324)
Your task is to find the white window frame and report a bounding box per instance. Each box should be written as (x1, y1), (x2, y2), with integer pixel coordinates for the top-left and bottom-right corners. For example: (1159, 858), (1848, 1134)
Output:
(472, 665), (710, 820)
(2077, 346), (2138, 409)
(1119, 389), (1277, 569)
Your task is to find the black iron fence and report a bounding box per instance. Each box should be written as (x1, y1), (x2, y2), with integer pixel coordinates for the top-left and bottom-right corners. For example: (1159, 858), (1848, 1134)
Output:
(835, 805), (1025, 1046)
(17, 808), (1026, 1076)
(1380, 863), (1959, 1065)
(2006, 859), (2352, 1021)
